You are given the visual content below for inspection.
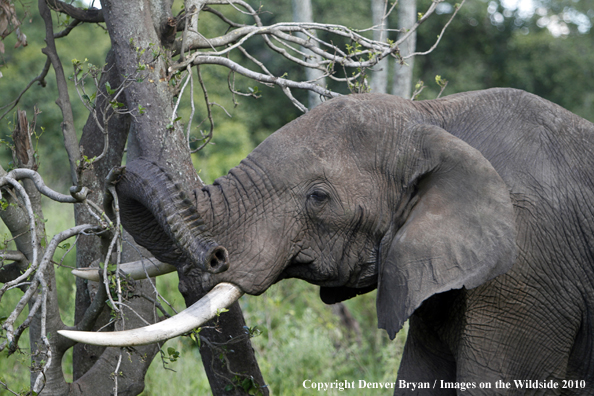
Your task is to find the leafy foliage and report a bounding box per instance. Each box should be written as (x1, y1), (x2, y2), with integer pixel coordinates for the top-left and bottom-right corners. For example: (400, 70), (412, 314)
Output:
(415, 0), (594, 121)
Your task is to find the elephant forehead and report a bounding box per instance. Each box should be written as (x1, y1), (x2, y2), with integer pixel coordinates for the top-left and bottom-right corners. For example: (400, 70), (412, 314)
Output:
(251, 131), (352, 176)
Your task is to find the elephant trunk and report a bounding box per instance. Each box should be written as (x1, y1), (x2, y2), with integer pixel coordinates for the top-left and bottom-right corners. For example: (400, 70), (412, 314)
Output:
(113, 158), (229, 274)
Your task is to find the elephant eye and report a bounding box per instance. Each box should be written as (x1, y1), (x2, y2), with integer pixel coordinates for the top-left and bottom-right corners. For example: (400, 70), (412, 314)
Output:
(307, 190), (329, 204)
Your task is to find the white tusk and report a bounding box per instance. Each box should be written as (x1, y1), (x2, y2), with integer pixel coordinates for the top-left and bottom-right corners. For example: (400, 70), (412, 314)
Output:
(58, 282), (243, 346)
(71, 259), (176, 281)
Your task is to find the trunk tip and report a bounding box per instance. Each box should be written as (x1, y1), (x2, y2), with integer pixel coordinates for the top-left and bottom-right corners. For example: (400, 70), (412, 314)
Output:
(205, 245), (229, 274)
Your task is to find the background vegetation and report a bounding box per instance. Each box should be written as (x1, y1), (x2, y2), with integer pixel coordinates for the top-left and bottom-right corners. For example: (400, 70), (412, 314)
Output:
(1, 0), (593, 394)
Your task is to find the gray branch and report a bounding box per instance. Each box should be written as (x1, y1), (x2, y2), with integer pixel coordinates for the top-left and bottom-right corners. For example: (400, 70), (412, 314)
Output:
(4, 169), (90, 203)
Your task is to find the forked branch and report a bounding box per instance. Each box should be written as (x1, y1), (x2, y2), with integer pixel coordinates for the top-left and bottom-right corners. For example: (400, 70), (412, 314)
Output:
(170, 0), (460, 116)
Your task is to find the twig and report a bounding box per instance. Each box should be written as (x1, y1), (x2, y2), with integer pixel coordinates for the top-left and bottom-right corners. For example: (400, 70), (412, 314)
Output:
(102, 186), (121, 314)
(54, 19), (82, 39)
(203, 5), (244, 28)
(0, 58), (51, 122)
(0, 178), (38, 301)
(45, 0), (104, 23)
(171, 67), (192, 125)
(191, 66), (215, 153)
(186, 66), (196, 148)
(281, 87), (307, 113)
(190, 56), (339, 99)
(113, 352), (122, 396)
(0, 379), (20, 396)
(38, 0), (82, 185)
(404, 0), (466, 59)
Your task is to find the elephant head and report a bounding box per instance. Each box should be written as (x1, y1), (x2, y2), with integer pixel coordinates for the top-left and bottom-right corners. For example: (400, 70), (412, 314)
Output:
(59, 94), (517, 345)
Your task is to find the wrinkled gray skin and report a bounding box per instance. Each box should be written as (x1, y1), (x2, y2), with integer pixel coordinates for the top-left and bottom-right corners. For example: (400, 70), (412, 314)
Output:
(121, 88), (594, 395)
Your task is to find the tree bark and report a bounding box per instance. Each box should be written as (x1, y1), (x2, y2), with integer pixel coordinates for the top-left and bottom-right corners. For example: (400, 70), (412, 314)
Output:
(392, 0), (416, 98)
(99, 0), (197, 185)
(370, 0), (389, 94)
(95, 2), (267, 395)
(292, 0), (326, 108)
(73, 48), (131, 380)
(179, 269), (269, 396)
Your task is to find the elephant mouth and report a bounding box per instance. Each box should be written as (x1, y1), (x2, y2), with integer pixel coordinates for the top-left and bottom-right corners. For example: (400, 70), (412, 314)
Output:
(291, 247), (316, 265)
(280, 246), (379, 289)
(281, 248), (327, 283)
(350, 248), (379, 288)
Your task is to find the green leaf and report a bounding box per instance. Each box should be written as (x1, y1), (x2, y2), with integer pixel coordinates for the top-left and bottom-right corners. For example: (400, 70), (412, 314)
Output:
(59, 242), (71, 250)
(105, 81), (115, 95)
(242, 378), (252, 391)
(216, 307), (229, 316)
(110, 101), (125, 109)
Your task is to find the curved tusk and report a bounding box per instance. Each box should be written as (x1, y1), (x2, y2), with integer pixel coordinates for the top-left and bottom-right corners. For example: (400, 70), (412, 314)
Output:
(58, 282), (243, 346)
(71, 259), (176, 282)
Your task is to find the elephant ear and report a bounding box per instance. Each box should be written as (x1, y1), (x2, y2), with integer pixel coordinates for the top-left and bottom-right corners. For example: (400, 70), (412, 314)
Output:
(377, 124), (517, 339)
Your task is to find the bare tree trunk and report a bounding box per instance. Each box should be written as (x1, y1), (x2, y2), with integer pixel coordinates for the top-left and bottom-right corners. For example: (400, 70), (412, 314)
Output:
(178, 268), (268, 395)
(392, 0), (416, 98)
(370, 0), (389, 94)
(95, 2), (267, 395)
(73, 49), (131, 381)
(292, 0), (326, 108)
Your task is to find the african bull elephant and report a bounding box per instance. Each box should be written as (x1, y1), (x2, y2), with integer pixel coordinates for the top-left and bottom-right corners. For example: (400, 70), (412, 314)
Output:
(61, 88), (594, 395)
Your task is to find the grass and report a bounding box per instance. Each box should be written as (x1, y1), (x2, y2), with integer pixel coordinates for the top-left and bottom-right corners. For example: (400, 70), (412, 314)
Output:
(1, 197), (408, 396)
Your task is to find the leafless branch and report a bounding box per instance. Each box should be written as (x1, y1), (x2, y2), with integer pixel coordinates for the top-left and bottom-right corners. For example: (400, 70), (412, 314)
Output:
(186, 66), (196, 147)
(172, 68), (192, 125)
(191, 65), (215, 152)
(0, 58), (51, 122)
(103, 185), (122, 314)
(4, 168), (89, 203)
(45, 0), (104, 23)
(404, 0), (466, 59)
(38, 0), (82, 184)
(0, 250), (28, 283)
(113, 352), (123, 396)
(189, 56), (340, 99)
(54, 18), (83, 38)
(167, 0), (460, 113)
(203, 5), (244, 28)
(1, 224), (101, 355)
(0, 178), (38, 300)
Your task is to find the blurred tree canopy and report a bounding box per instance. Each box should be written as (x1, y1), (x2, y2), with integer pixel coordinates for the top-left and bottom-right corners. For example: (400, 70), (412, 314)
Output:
(415, 0), (594, 121)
